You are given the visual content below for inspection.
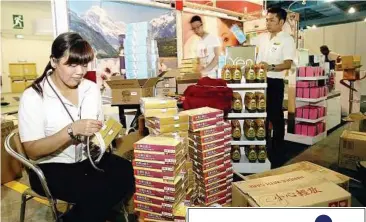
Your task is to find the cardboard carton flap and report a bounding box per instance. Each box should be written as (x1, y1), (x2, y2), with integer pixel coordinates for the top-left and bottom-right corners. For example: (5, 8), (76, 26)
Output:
(246, 161), (350, 186)
(162, 69), (180, 78)
(341, 130), (366, 140)
(142, 77), (160, 88)
(106, 77), (141, 88)
(249, 182), (350, 207)
(235, 171), (350, 207)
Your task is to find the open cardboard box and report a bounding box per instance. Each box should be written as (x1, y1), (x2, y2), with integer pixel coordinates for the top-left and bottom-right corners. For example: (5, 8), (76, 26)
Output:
(106, 77), (159, 105)
(232, 171), (351, 207)
(339, 130), (366, 171)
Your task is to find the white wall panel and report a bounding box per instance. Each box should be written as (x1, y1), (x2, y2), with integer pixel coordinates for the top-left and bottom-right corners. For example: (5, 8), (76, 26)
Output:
(304, 28), (324, 54)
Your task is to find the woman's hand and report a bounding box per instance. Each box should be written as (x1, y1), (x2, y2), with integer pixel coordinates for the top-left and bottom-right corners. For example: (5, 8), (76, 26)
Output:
(71, 119), (103, 137)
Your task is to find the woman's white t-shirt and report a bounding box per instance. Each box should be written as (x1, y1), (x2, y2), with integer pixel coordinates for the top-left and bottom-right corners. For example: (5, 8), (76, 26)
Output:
(18, 77), (103, 164)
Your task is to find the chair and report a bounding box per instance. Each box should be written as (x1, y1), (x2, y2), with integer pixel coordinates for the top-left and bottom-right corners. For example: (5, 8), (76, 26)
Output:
(4, 129), (72, 222)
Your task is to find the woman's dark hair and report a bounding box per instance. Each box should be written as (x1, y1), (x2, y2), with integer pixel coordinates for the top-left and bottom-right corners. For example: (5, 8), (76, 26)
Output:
(268, 7), (287, 23)
(190, 15), (202, 24)
(31, 32), (94, 96)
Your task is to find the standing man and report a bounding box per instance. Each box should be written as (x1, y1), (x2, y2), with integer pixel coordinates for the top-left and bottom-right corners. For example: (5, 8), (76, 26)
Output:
(190, 15), (221, 78)
(251, 7), (296, 168)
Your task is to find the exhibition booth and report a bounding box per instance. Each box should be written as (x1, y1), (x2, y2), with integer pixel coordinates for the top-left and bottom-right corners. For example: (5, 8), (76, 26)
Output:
(1, 0), (366, 221)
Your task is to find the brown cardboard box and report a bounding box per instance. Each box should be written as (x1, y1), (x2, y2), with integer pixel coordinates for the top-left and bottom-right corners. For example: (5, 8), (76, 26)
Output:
(341, 55), (362, 69)
(339, 130), (366, 171)
(246, 161), (350, 191)
(114, 131), (144, 160)
(232, 171), (351, 207)
(106, 77), (159, 105)
(1, 121), (22, 184)
(156, 69), (180, 88)
(156, 87), (176, 97)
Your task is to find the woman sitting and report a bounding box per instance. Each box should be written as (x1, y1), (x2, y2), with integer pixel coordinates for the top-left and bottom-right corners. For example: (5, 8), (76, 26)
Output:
(18, 32), (135, 222)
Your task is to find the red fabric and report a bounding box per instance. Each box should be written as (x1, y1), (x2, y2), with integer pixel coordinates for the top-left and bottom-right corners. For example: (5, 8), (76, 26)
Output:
(183, 77), (233, 113)
(84, 71), (97, 83)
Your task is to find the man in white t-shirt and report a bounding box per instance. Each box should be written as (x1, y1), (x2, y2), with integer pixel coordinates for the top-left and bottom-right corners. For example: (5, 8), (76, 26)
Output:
(190, 15), (221, 78)
(250, 7), (296, 168)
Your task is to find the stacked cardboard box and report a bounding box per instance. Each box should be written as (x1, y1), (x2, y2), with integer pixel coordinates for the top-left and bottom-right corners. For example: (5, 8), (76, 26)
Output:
(124, 22), (159, 79)
(180, 107), (233, 206)
(140, 97), (178, 118)
(133, 136), (188, 219)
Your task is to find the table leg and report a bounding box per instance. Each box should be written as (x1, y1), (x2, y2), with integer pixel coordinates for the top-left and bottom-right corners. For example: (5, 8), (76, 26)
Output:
(118, 106), (126, 128)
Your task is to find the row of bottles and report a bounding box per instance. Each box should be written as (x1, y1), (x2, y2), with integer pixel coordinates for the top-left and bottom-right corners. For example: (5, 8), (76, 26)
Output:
(232, 92), (266, 113)
(231, 119), (265, 141)
(222, 64), (266, 84)
(231, 145), (267, 163)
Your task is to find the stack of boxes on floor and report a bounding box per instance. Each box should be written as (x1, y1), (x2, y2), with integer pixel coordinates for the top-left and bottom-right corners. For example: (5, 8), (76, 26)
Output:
(133, 97), (189, 221)
(180, 107), (233, 206)
(124, 22), (159, 79)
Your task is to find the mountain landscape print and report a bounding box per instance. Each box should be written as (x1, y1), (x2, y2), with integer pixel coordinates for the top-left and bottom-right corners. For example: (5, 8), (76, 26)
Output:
(68, 1), (177, 60)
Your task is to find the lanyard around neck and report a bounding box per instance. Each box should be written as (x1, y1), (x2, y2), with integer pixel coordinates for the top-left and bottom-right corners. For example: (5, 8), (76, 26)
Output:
(45, 75), (77, 122)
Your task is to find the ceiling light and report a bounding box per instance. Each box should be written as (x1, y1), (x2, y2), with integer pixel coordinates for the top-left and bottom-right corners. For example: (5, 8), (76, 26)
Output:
(312, 25), (317, 29)
(15, 34), (24, 39)
(348, 7), (356, 14)
(325, 0), (334, 2)
(364, 18), (366, 22)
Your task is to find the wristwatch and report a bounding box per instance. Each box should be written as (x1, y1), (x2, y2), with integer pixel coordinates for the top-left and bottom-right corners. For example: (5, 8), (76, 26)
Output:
(67, 125), (77, 140)
(269, 64), (276, 71)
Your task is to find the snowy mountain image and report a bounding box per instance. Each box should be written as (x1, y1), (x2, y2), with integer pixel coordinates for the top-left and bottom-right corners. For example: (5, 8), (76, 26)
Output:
(82, 6), (126, 48)
(150, 11), (176, 39)
(68, 5), (176, 58)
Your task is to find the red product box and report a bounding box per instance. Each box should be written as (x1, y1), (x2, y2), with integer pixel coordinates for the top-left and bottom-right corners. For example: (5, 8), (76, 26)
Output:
(134, 193), (183, 207)
(198, 182), (228, 197)
(134, 162), (186, 179)
(189, 132), (225, 145)
(317, 122), (325, 133)
(134, 201), (178, 218)
(296, 107), (303, 118)
(306, 66), (315, 77)
(298, 67), (306, 77)
(189, 117), (225, 132)
(134, 149), (184, 164)
(197, 190), (229, 206)
(193, 164), (226, 178)
(189, 139), (225, 151)
(189, 145), (225, 159)
(135, 175), (185, 192)
(297, 88), (303, 98)
(190, 152), (225, 165)
(309, 106), (319, 119)
(192, 158), (224, 171)
(303, 106), (310, 119)
(310, 87), (320, 98)
(191, 122), (231, 137)
(181, 107), (224, 122)
(295, 123), (302, 134)
(197, 177), (228, 191)
(195, 170), (228, 185)
(303, 88), (310, 98)
(132, 155), (185, 171)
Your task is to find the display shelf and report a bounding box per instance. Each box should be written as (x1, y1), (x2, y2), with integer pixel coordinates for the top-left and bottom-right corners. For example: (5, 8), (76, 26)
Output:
(232, 155), (271, 174)
(296, 76), (327, 81)
(296, 97), (327, 103)
(227, 83), (267, 89)
(227, 112), (267, 118)
(284, 132), (326, 145)
(230, 135), (266, 146)
(295, 116), (326, 124)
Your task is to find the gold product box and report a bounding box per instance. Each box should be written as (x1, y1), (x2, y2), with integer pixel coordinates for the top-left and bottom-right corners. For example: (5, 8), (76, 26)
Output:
(146, 121), (189, 134)
(180, 107), (224, 123)
(146, 113), (189, 126)
(140, 97), (178, 109)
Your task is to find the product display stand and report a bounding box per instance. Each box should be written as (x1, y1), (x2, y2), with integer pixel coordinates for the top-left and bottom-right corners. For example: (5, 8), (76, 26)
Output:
(226, 83), (271, 173)
(285, 67), (328, 145)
